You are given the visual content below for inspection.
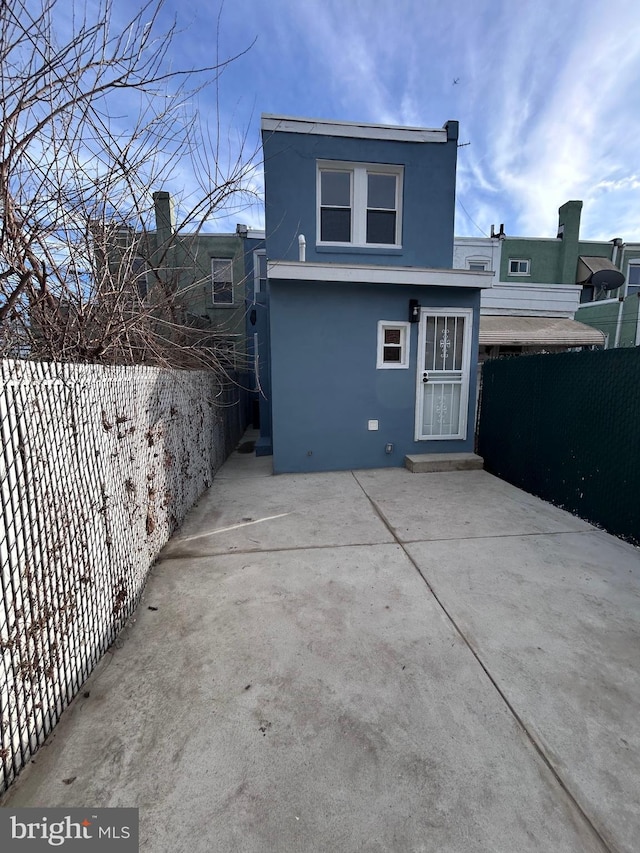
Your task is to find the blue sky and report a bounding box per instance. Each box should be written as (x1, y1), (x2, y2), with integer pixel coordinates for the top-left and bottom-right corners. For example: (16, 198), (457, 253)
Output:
(142, 0), (640, 240)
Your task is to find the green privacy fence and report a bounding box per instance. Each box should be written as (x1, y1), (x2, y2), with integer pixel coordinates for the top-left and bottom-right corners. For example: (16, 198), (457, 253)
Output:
(477, 348), (640, 545)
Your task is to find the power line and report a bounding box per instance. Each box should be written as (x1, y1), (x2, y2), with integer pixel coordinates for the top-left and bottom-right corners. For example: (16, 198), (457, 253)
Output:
(456, 195), (489, 237)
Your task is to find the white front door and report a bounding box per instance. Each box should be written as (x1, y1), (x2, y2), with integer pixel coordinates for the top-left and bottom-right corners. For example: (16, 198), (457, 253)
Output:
(415, 308), (473, 440)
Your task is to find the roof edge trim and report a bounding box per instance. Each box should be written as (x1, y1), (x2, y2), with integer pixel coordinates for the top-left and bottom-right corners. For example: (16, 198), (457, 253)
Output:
(261, 114), (448, 143)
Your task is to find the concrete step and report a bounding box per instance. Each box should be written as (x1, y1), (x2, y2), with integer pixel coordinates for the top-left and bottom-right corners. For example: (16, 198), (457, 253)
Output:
(405, 452), (484, 473)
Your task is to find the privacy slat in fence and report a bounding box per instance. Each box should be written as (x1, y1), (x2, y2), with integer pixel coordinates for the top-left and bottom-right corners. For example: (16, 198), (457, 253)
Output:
(478, 347), (640, 545)
(0, 359), (246, 792)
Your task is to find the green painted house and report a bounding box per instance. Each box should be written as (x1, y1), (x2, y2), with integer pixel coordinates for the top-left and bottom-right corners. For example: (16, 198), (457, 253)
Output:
(147, 191), (249, 369)
(576, 241), (640, 348)
(98, 191), (264, 426)
(454, 201), (610, 359)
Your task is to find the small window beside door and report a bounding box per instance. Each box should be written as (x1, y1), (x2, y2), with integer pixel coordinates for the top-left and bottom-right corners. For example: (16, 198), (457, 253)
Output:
(377, 321), (410, 369)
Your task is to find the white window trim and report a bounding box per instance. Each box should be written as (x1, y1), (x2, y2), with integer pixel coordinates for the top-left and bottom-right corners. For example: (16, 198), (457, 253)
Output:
(317, 160), (403, 249)
(211, 257), (234, 305)
(377, 321), (410, 369)
(508, 258), (531, 276)
(253, 249), (266, 298)
(212, 334), (241, 370)
(466, 256), (491, 272)
(626, 258), (640, 296)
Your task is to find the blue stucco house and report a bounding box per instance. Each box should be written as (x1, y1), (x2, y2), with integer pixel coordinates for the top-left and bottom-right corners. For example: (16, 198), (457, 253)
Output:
(259, 114), (491, 473)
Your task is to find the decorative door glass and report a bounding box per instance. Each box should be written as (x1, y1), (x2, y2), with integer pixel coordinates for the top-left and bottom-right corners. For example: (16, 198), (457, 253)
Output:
(416, 311), (472, 440)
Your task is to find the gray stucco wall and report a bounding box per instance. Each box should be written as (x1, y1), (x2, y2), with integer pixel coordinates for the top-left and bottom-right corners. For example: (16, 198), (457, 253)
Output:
(269, 280), (480, 473)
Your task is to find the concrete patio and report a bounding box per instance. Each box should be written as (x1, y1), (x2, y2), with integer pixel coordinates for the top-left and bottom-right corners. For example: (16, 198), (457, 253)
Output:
(3, 439), (639, 853)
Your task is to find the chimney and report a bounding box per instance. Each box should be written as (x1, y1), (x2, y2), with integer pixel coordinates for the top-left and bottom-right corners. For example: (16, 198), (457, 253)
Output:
(557, 200), (582, 284)
(153, 191), (175, 253)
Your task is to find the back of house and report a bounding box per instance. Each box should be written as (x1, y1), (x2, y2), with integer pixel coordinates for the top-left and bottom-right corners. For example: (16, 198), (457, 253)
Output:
(260, 114), (491, 473)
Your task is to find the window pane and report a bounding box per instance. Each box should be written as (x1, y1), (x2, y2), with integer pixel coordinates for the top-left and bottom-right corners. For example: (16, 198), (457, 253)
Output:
(422, 383), (461, 436)
(628, 265), (640, 285)
(453, 316), (465, 370)
(368, 173), (396, 209)
(383, 346), (401, 362)
(469, 262), (486, 271)
(212, 259), (233, 278)
(321, 171), (350, 206)
(321, 208), (351, 242)
(580, 285), (595, 304)
(214, 339), (235, 369)
(367, 209), (396, 244)
(384, 328), (401, 345)
(258, 253), (267, 278)
(213, 282), (233, 303)
(212, 258), (233, 304)
(131, 257), (147, 299)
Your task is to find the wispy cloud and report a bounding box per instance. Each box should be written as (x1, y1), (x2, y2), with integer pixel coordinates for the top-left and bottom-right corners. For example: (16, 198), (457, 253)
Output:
(144, 0), (640, 241)
(455, 0), (640, 237)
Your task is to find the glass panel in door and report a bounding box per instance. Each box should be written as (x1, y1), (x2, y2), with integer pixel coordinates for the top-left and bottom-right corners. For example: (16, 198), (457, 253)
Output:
(416, 310), (472, 440)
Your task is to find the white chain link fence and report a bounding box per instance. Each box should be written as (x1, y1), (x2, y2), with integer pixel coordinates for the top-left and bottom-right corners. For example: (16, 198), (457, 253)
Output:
(0, 359), (246, 791)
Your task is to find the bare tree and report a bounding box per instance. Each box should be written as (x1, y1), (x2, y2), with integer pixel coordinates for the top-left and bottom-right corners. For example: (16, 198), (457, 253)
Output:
(0, 0), (258, 372)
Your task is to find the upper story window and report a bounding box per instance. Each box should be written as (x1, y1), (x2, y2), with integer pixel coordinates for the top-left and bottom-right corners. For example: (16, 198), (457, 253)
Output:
(130, 256), (148, 300)
(509, 258), (530, 275)
(318, 161), (403, 248)
(627, 261), (640, 296)
(211, 258), (234, 305)
(467, 257), (491, 272)
(253, 250), (267, 297)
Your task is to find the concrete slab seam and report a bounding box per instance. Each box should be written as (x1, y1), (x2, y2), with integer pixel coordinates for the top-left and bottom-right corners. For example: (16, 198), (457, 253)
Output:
(349, 469), (615, 853)
(156, 540), (397, 563)
(400, 528), (597, 544)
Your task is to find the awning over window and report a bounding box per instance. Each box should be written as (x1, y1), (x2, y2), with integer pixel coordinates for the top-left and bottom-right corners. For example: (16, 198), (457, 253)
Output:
(576, 256), (624, 290)
(479, 316), (605, 347)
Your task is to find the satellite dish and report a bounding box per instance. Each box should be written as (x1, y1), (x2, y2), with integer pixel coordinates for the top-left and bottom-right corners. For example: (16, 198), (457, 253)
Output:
(577, 256), (625, 291)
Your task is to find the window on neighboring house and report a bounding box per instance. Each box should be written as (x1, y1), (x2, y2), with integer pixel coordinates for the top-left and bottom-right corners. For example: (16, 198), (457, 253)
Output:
(467, 258), (490, 272)
(318, 162), (403, 247)
(376, 321), (410, 369)
(253, 250), (267, 297)
(211, 258), (234, 304)
(627, 261), (640, 296)
(212, 335), (239, 371)
(131, 256), (148, 299)
(580, 285), (595, 304)
(509, 259), (530, 275)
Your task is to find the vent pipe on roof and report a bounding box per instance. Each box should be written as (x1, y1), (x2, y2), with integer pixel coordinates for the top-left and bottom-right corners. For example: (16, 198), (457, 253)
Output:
(298, 234), (306, 262)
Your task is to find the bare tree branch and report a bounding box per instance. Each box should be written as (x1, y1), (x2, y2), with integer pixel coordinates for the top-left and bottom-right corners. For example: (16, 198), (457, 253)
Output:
(0, 0), (259, 378)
